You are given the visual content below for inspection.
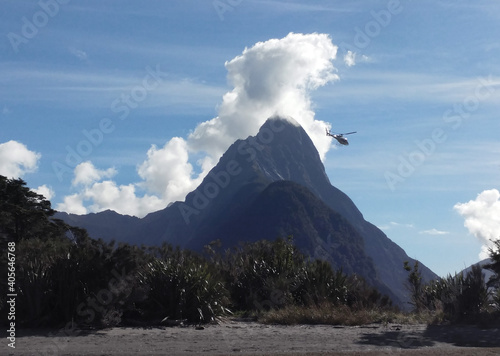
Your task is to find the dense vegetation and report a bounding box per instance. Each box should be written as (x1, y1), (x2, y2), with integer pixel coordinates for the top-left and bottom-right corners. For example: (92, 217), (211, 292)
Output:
(404, 249), (500, 324)
(0, 176), (392, 328)
(1, 175), (499, 329)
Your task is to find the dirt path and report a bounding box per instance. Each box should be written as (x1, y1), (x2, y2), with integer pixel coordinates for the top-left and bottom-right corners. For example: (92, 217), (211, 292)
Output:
(11, 321), (500, 355)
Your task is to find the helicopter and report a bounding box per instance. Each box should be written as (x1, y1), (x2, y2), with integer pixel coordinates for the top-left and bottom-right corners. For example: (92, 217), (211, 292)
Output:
(326, 128), (357, 146)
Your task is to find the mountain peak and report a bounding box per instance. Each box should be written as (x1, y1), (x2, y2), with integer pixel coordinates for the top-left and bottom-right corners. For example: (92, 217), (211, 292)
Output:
(259, 115), (301, 132)
(258, 116), (314, 147)
(231, 116), (327, 186)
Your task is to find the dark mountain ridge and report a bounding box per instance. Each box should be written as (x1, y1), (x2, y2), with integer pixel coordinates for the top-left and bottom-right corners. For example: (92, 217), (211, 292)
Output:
(56, 117), (437, 306)
(193, 180), (379, 283)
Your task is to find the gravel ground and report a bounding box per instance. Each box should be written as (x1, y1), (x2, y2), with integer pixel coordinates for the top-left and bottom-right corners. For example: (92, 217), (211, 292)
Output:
(10, 320), (500, 356)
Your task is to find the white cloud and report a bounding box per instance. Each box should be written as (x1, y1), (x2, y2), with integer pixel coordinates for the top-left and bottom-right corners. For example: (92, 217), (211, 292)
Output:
(34, 185), (55, 201)
(0, 140), (41, 178)
(344, 51), (356, 67)
(342, 51), (373, 67)
(57, 161), (165, 217)
(61, 140), (202, 217)
(419, 228), (450, 236)
(57, 33), (344, 218)
(72, 161), (117, 186)
(69, 47), (88, 61)
(57, 177), (165, 218)
(188, 32), (338, 162)
(137, 137), (202, 203)
(377, 221), (414, 231)
(390, 221), (414, 228)
(83, 181), (164, 217)
(57, 193), (88, 215)
(454, 189), (500, 259)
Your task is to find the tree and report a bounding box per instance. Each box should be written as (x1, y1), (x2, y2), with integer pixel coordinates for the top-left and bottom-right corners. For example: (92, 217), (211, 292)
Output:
(0, 175), (138, 326)
(0, 175), (57, 243)
(485, 239), (500, 310)
(403, 260), (424, 312)
(485, 239), (500, 289)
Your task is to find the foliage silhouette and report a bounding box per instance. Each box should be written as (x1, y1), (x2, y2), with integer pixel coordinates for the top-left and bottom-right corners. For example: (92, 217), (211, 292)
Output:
(406, 262), (491, 322)
(2, 175), (497, 328)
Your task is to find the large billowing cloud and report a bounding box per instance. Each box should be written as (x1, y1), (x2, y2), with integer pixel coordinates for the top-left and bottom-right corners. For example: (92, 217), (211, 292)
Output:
(454, 189), (500, 260)
(0, 140), (41, 178)
(188, 32), (338, 162)
(58, 33), (341, 217)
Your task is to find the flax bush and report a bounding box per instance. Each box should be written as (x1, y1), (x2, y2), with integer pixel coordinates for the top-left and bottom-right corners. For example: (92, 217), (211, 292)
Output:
(420, 265), (489, 321)
(138, 247), (230, 323)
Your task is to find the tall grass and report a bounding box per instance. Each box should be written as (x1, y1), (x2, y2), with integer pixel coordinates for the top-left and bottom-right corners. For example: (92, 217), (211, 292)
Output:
(10, 235), (499, 328)
(260, 303), (431, 326)
(5, 176), (500, 328)
(138, 246), (230, 323)
(407, 262), (494, 324)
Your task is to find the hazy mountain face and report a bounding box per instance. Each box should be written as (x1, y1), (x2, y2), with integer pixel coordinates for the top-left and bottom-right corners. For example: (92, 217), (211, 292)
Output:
(57, 117), (437, 307)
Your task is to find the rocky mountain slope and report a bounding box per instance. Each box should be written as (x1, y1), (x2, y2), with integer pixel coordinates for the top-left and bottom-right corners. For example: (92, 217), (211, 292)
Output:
(57, 117), (438, 306)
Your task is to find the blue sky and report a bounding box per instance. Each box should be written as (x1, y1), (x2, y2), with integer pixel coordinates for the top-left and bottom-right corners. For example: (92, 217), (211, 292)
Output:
(1, 0), (499, 277)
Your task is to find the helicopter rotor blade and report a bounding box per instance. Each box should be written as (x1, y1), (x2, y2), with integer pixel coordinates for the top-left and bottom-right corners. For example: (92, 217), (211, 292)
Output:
(343, 131), (357, 135)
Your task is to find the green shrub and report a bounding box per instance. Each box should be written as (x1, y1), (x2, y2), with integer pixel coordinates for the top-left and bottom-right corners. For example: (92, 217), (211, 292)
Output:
(344, 274), (393, 310)
(421, 265), (488, 322)
(300, 259), (348, 306)
(221, 238), (307, 312)
(138, 247), (229, 323)
(15, 230), (138, 327)
(217, 238), (392, 314)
